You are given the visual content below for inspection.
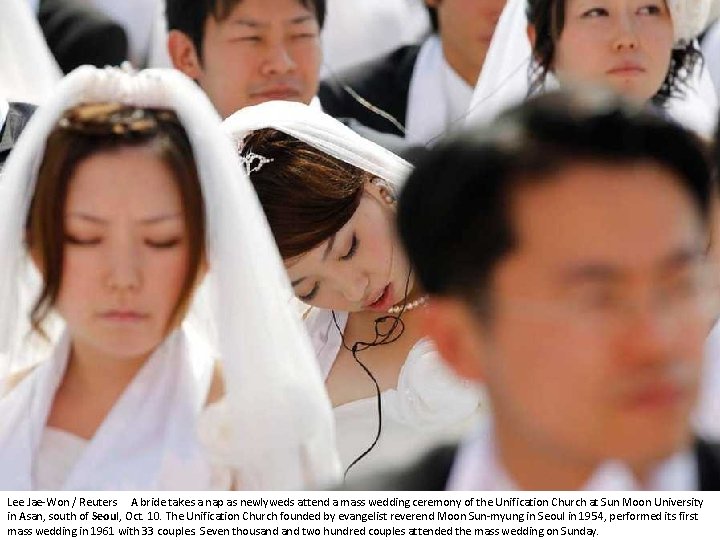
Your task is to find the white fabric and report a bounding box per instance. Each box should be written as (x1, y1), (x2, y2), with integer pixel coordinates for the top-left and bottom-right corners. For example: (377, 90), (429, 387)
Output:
(466, 0), (532, 127)
(667, 0), (720, 42)
(36, 428), (88, 491)
(0, 328), (222, 490)
(305, 309), (483, 479)
(224, 100), (413, 191)
(405, 36), (474, 145)
(447, 425), (698, 491)
(321, 0), (430, 76)
(696, 321), (720, 439)
(703, 22), (720, 100)
(0, 99), (8, 131)
(0, 0), (62, 103)
(666, 45), (719, 137)
(0, 66), (340, 490)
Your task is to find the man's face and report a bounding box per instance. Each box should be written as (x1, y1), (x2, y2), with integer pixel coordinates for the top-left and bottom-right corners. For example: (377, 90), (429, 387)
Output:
(441, 162), (712, 473)
(181, 0), (322, 118)
(427, 0), (507, 85)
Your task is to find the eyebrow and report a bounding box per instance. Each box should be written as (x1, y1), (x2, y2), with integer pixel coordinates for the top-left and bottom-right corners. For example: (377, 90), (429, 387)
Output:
(558, 246), (705, 283)
(66, 212), (183, 225)
(230, 15), (316, 29)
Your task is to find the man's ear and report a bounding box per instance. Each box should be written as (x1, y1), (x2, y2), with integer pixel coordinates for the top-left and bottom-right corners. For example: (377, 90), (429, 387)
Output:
(421, 297), (487, 383)
(167, 30), (203, 80)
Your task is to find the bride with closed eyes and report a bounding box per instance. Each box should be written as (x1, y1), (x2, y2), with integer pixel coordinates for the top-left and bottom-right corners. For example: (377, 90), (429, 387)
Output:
(224, 101), (484, 479)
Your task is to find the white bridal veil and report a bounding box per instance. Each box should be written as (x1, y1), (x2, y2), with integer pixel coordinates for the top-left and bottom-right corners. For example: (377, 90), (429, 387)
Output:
(0, 66), (340, 490)
(0, 0), (62, 103)
(223, 100), (413, 192)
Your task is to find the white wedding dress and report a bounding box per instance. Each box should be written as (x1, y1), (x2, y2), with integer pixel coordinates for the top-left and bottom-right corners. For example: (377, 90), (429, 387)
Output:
(304, 308), (484, 479)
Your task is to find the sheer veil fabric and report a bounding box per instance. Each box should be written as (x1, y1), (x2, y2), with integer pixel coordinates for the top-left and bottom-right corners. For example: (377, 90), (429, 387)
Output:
(223, 100), (413, 192)
(0, 0), (62, 103)
(0, 67), (340, 490)
(467, 0), (720, 134)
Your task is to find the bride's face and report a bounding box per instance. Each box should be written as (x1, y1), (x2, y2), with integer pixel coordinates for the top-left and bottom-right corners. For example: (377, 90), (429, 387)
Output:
(553, 0), (674, 102)
(285, 182), (414, 313)
(55, 146), (190, 362)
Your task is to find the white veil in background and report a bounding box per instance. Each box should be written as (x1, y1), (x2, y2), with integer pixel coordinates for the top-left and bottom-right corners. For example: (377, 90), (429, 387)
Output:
(0, 0), (62, 103)
(0, 66), (340, 490)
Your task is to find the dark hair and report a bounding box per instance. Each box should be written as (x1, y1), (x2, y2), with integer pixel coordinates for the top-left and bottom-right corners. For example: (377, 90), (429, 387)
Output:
(427, 5), (439, 32)
(27, 104), (206, 335)
(398, 90), (712, 308)
(241, 127), (371, 260)
(526, 0), (702, 106)
(166, 0), (326, 60)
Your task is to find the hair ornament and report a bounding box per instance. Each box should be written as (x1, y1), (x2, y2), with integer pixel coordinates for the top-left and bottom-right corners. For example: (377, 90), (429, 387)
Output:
(239, 151), (274, 176)
(57, 103), (177, 137)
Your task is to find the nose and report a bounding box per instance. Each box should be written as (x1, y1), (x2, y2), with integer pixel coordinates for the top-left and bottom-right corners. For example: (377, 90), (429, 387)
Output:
(615, 301), (682, 367)
(105, 239), (142, 292)
(261, 42), (296, 76)
(612, 14), (639, 51)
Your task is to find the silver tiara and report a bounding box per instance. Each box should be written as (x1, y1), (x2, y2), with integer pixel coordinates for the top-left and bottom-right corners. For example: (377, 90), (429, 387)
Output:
(239, 151), (274, 176)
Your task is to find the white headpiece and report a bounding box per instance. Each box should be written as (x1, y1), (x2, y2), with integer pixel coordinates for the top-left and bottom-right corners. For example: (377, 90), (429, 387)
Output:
(0, 66), (340, 490)
(667, 0), (720, 43)
(223, 100), (413, 192)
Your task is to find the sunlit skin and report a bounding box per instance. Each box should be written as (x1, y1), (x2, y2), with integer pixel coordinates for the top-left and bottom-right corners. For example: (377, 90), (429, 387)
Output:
(552, 0), (674, 102)
(286, 181), (425, 406)
(426, 0), (507, 86)
(42, 146), (191, 439)
(426, 162), (713, 489)
(169, 0), (322, 118)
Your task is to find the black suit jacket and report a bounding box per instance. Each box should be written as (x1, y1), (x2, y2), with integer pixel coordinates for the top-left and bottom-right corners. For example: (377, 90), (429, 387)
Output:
(39, 0), (128, 74)
(0, 102), (35, 172)
(347, 440), (720, 491)
(319, 45), (421, 138)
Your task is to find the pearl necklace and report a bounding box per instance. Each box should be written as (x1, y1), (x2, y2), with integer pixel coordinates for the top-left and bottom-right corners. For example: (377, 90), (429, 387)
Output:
(387, 295), (429, 315)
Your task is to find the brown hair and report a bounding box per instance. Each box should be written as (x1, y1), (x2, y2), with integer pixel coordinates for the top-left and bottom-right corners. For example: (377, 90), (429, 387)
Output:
(26, 103), (206, 335)
(241, 127), (371, 260)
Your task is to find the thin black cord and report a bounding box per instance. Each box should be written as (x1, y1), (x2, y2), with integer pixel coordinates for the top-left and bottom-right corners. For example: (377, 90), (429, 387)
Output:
(322, 54), (532, 149)
(333, 270), (414, 479)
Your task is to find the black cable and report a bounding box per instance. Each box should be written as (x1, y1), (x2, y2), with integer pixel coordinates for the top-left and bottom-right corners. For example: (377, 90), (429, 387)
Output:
(333, 269), (414, 479)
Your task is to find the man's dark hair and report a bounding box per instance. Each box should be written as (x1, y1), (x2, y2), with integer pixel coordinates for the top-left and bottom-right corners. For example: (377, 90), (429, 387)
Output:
(397, 90), (712, 308)
(166, 0), (326, 60)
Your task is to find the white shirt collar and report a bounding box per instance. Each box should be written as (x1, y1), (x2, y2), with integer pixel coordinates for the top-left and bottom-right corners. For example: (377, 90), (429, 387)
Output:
(405, 35), (473, 145)
(446, 424), (698, 491)
(0, 99), (9, 132)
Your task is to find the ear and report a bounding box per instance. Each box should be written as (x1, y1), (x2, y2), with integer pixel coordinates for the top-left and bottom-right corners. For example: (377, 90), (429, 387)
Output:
(167, 30), (204, 80)
(364, 178), (396, 208)
(421, 297), (487, 383)
(526, 23), (537, 49)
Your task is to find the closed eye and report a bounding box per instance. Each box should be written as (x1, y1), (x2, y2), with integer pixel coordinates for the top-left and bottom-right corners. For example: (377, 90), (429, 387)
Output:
(145, 238), (182, 249)
(340, 235), (358, 261)
(298, 283), (319, 302)
(65, 234), (101, 246)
